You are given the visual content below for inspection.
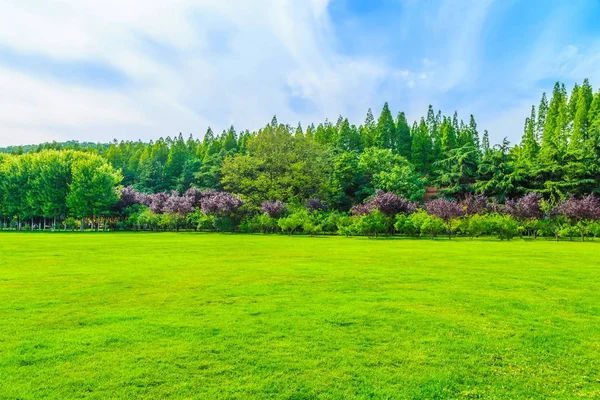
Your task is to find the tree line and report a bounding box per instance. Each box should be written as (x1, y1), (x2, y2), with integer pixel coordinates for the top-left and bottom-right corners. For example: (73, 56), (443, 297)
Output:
(1, 79), (599, 238)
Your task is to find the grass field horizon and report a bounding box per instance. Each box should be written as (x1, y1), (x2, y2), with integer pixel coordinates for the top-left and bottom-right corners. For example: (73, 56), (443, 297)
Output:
(1, 233), (599, 399)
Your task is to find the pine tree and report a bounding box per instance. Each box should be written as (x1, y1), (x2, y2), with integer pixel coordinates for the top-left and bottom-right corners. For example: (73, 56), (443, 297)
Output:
(305, 124), (315, 140)
(452, 112), (460, 136)
(568, 83), (580, 123)
(426, 106), (442, 162)
(536, 92), (548, 144)
(439, 116), (457, 153)
(555, 83), (570, 154)
(540, 82), (564, 163)
(570, 79), (594, 153)
(588, 89), (600, 127)
(482, 130), (490, 154)
(337, 119), (362, 152)
(361, 108), (377, 148)
(411, 118), (433, 174)
(469, 115), (480, 151)
(375, 102), (396, 150)
(295, 122), (304, 138)
(395, 112), (412, 159)
(335, 115), (344, 130)
(521, 106), (539, 163)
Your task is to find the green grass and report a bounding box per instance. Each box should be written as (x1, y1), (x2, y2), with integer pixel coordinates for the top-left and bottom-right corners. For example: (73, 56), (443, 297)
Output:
(1, 233), (600, 399)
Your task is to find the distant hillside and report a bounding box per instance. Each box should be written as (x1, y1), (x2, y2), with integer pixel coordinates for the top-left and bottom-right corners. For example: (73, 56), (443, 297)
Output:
(0, 141), (109, 154)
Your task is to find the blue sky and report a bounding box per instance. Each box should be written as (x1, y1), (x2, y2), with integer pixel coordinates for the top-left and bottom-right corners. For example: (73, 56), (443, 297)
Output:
(0, 0), (599, 146)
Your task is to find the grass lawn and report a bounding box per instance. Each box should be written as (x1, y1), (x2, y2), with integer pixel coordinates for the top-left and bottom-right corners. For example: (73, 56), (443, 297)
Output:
(1, 233), (599, 399)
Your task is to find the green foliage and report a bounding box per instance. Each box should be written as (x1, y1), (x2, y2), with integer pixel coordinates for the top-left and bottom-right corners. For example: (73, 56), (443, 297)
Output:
(487, 213), (520, 241)
(358, 147), (425, 201)
(278, 210), (309, 235)
(67, 153), (122, 224)
(350, 210), (389, 237)
(3, 80), (600, 223)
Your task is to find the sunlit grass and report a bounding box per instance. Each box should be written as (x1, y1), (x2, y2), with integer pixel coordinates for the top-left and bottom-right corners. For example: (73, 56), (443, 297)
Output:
(1, 233), (599, 399)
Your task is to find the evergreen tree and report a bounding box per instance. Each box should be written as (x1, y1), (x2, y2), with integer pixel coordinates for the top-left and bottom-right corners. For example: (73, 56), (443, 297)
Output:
(540, 82), (566, 163)
(469, 115), (480, 151)
(570, 79), (594, 153)
(482, 130), (490, 154)
(439, 116), (457, 153)
(411, 118), (433, 174)
(337, 119), (361, 152)
(164, 134), (190, 190)
(361, 108), (377, 148)
(536, 92), (548, 144)
(520, 106), (539, 163)
(295, 122), (304, 138)
(375, 102), (396, 150)
(395, 112), (412, 159)
(568, 83), (581, 123)
(222, 126), (238, 152)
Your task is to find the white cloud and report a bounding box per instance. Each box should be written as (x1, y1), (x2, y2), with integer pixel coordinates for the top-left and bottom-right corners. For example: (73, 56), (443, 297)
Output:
(0, 0), (413, 146)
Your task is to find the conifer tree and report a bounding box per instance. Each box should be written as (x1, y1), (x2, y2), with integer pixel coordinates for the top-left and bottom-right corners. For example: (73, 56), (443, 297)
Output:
(540, 83), (565, 163)
(295, 122), (304, 138)
(361, 108), (377, 148)
(536, 92), (548, 144)
(411, 118), (433, 174)
(481, 130), (490, 154)
(439, 116), (457, 153)
(395, 112), (412, 159)
(521, 106), (539, 163)
(222, 126), (238, 152)
(568, 83), (580, 123)
(375, 102), (396, 150)
(469, 115), (480, 151)
(337, 119), (362, 152)
(570, 79), (593, 153)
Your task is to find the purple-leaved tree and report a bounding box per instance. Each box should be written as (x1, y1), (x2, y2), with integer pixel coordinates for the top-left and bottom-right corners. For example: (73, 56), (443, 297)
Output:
(305, 198), (326, 213)
(201, 192), (244, 216)
(261, 200), (287, 218)
(426, 198), (464, 238)
(351, 191), (416, 217)
(460, 193), (487, 216)
(556, 195), (600, 241)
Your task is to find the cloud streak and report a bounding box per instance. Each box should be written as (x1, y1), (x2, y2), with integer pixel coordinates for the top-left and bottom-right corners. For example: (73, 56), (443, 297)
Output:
(0, 0), (599, 146)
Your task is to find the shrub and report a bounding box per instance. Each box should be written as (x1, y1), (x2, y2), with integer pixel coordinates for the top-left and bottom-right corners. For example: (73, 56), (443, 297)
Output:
(354, 210), (388, 237)
(278, 210), (308, 235)
(463, 214), (493, 238)
(302, 221), (322, 236)
(488, 213), (519, 240)
(213, 217), (234, 232)
(587, 222), (600, 240)
(336, 215), (354, 237)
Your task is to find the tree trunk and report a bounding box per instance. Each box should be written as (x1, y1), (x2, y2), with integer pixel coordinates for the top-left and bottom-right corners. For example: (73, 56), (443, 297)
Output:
(80, 219), (85, 232)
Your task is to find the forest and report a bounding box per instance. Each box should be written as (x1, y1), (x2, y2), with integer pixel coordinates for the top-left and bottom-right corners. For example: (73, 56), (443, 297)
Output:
(1, 79), (600, 239)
